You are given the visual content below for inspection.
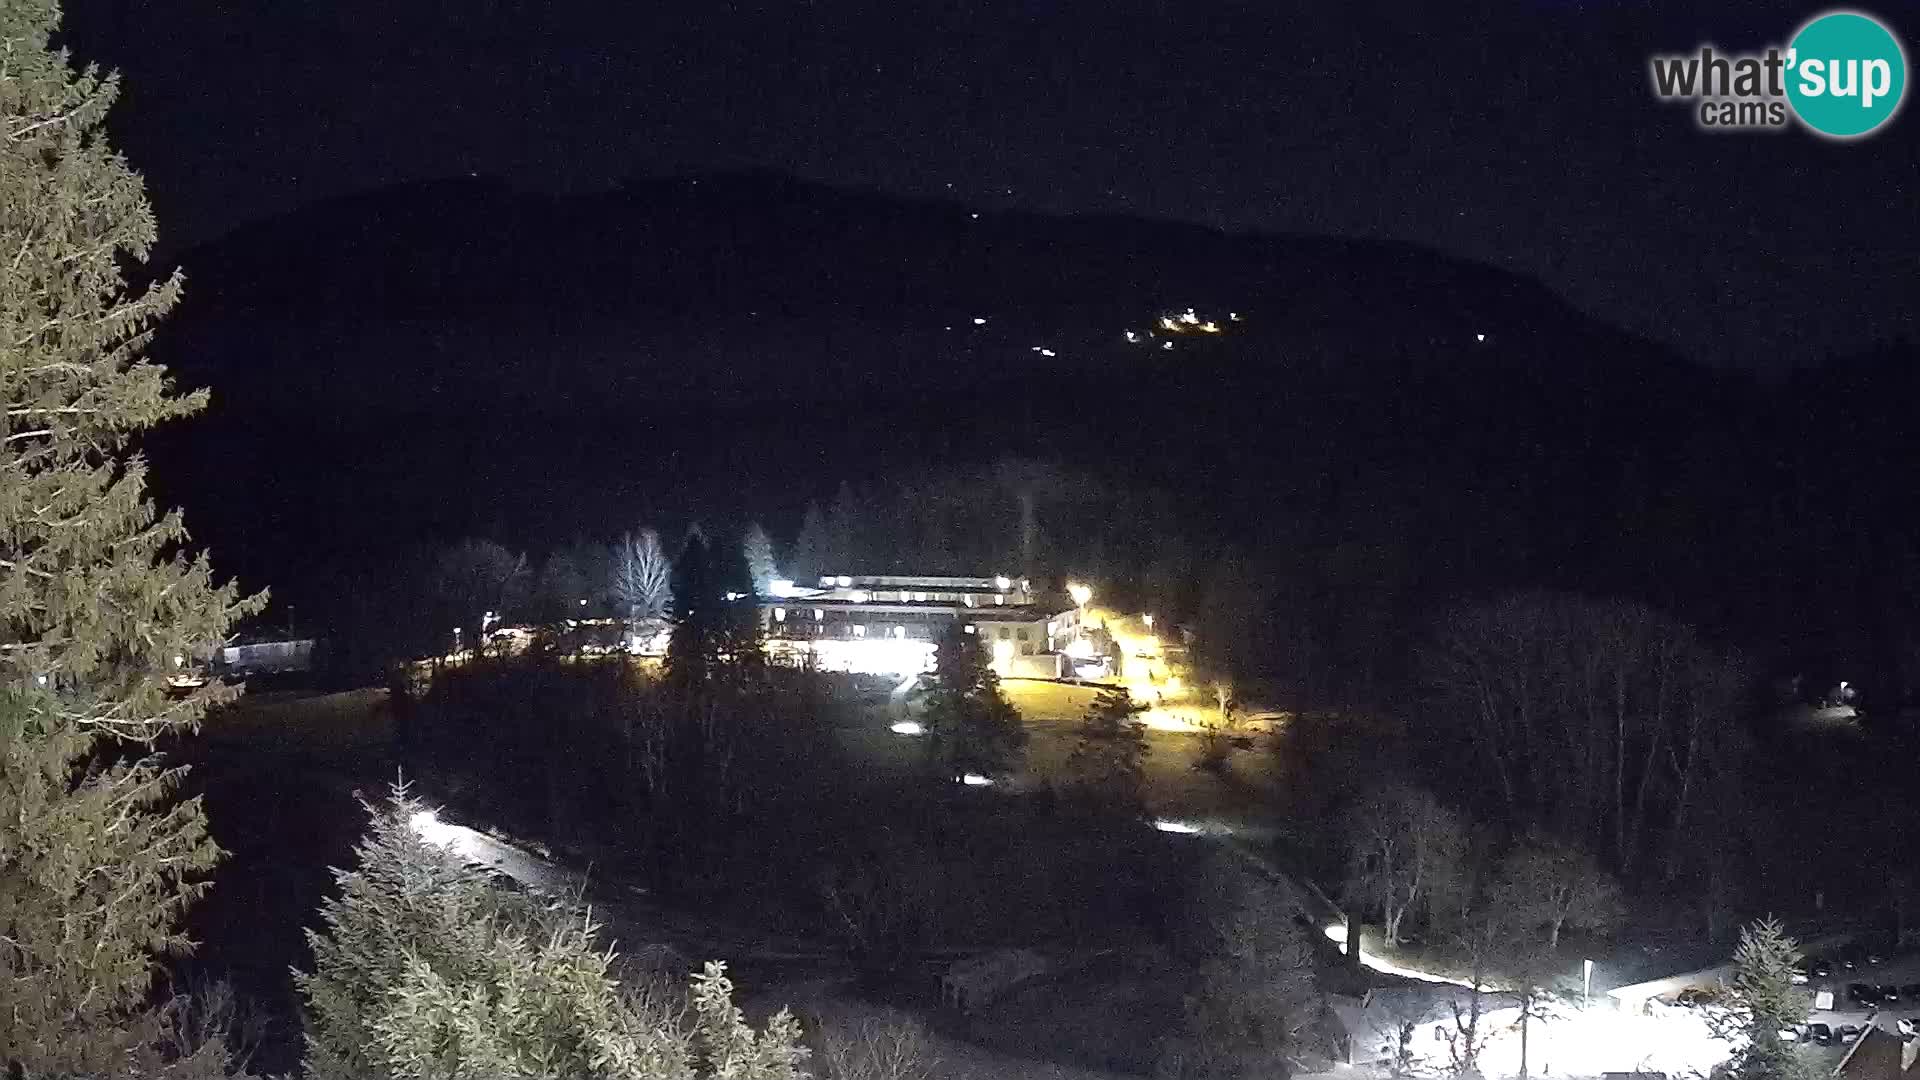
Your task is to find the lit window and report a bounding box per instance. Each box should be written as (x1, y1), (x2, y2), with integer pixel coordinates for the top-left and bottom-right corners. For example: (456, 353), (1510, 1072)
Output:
(849, 590), (869, 603)
(995, 575), (1011, 590)
(913, 592), (927, 602)
(995, 594), (1005, 605)
(814, 609), (824, 621)
(837, 575), (852, 587)
(965, 625), (976, 634)
(893, 625), (906, 639)
(852, 625), (866, 638)
(964, 594), (976, 607)
(773, 608), (786, 622)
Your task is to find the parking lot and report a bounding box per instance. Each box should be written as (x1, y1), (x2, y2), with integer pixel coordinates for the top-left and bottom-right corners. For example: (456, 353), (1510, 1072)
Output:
(1795, 944), (1920, 1066)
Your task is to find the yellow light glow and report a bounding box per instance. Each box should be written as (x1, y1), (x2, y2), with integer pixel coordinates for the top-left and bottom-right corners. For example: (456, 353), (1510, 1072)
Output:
(1067, 582), (1092, 607)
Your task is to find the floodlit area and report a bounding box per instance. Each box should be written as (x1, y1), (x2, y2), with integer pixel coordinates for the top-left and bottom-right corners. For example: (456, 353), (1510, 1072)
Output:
(1476, 1004), (1731, 1076)
(1323, 924), (1736, 1074)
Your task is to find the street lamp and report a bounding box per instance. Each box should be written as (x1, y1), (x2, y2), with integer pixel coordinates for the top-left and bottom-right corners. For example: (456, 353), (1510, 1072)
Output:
(1068, 583), (1092, 608)
(1143, 613), (1155, 629)
(1583, 958), (1594, 1009)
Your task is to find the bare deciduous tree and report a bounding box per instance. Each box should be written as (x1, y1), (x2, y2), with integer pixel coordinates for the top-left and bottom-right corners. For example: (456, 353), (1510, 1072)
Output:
(1343, 782), (1468, 945)
(1425, 592), (1749, 883)
(434, 538), (527, 657)
(818, 1015), (937, 1080)
(612, 527), (674, 628)
(1494, 828), (1623, 952)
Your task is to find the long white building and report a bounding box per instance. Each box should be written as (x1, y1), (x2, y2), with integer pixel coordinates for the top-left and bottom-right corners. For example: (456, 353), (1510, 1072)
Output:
(760, 574), (1080, 676)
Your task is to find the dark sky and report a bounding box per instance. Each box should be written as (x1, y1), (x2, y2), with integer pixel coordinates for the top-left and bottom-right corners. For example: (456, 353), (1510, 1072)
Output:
(64, 0), (1918, 367)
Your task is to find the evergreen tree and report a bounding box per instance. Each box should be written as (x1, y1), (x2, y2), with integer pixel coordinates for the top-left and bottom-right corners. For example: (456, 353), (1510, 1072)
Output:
(0, 3), (262, 1071)
(712, 528), (766, 676)
(1714, 917), (1814, 1080)
(299, 788), (810, 1080)
(788, 502), (828, 585)
(1159, 854), (1323, 1078)
(742, 521), (778, 595)
(666, 527), (763, 686)
(531, 544), (593, 627)
(1063, 684), (1149, 814)
(920, 623), (1026, 783)
(666, 529), (718, 685)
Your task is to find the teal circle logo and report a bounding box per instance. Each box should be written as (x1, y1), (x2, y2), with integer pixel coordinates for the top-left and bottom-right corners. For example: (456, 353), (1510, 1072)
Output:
(1787, 11), (1907, 138)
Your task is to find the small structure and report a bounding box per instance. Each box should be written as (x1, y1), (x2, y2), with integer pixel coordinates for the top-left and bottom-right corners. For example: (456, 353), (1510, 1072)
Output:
(212, 636), (315, 677)
(939, 948), (1050, 1014)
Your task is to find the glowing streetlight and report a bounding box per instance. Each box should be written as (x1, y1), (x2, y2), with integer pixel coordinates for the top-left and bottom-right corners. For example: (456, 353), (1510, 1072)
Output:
(1583, 958), (1594, 1009)
(1067, 582), (1092, 608)
(1143, 613), (1155, 629)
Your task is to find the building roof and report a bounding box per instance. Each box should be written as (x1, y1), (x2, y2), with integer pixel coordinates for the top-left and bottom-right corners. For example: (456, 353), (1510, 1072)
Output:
(763, 573), (1072, 620)
(767, 598), (1066, 621)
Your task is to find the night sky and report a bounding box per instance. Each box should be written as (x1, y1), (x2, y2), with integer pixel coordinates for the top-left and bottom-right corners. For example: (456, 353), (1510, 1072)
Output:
(64, 0), (1917, 368)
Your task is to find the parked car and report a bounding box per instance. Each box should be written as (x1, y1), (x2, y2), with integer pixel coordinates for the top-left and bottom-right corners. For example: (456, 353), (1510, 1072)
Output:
(1901, 982), (1920, 999)
(1880, 983), (1901, 1004)
(1898, 1017), (1917, 1038)
(1847, 983), (1881, 1008)
(1811, 956), (1835, 978)
(1809, 1022), (1836, 1045)
(1839, 944), (1867, 970)
(1840, 1024), (1864, 1044)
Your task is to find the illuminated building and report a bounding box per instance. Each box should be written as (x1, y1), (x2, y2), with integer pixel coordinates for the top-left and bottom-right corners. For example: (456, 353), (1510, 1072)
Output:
(759, 574), (1080, 676)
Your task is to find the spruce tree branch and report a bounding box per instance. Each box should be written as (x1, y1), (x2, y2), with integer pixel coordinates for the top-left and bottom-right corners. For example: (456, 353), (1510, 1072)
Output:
(5, 105), (81, 141)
